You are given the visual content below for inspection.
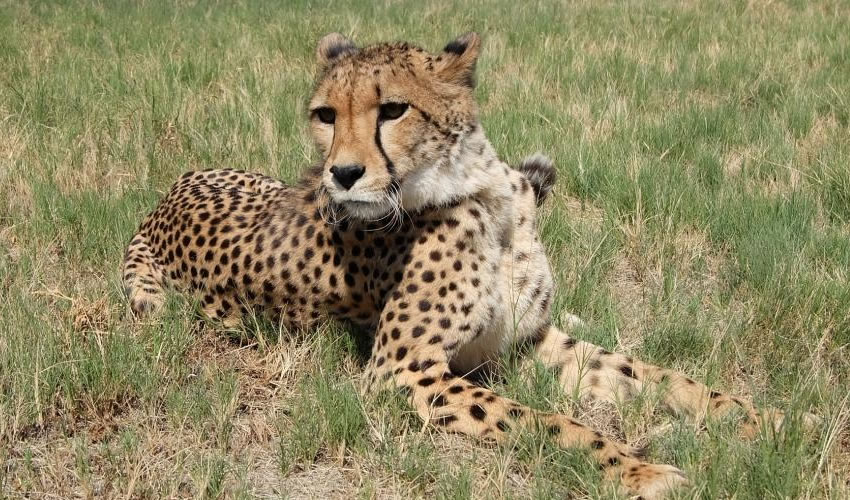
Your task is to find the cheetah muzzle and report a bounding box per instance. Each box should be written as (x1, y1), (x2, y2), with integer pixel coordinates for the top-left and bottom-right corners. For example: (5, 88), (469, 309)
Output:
(123, 32), (818, 499)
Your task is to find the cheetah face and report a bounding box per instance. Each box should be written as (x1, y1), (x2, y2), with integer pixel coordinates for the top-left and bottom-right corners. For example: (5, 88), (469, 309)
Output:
(308, 33), (483, 222)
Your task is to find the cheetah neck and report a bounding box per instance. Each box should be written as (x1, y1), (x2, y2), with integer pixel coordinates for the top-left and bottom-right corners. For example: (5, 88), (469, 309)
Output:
(399, 125), (513, 215)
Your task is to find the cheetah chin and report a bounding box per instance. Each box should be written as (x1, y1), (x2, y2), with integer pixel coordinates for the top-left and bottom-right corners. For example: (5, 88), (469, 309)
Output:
(123, 32), (819, 500)
(326, 192), (398, 224)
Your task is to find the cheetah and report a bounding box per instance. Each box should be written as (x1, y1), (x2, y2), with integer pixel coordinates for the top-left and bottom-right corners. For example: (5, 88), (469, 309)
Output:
(123, 32), (816, 498)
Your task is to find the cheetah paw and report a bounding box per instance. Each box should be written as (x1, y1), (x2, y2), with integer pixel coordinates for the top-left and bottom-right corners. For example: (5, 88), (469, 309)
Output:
(616, 462), (688, 500)
(740, 408), (822, 439)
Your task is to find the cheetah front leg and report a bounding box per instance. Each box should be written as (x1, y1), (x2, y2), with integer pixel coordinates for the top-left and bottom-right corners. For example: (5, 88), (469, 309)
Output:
(197, 286), (244, 329)
(529, 325), (819, 438)
(364, 308), (686, 499)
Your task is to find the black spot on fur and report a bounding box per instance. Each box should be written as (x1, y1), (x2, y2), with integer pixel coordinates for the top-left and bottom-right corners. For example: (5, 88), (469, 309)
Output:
(470, 404), (487, 420)
(428, 393), (447, 407)
(619, 365), (637, 379)
(433, 414), (458, 426)
(418, 377), (436, 387)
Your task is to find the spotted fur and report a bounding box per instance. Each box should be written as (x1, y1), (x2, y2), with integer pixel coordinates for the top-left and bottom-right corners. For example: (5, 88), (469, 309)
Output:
(123, 33), (816, 499)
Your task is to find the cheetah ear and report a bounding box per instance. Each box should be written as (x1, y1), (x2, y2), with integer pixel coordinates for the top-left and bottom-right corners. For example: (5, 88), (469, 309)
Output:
(316, 32), (358, 68)
(436, 32), (481, 88)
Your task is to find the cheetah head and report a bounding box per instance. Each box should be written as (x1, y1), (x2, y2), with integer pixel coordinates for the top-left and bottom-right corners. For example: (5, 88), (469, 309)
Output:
(308, 32), (487, 222)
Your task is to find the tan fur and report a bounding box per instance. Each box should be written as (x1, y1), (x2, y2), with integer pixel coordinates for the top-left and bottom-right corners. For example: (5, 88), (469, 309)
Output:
(122, 34), (816, 499)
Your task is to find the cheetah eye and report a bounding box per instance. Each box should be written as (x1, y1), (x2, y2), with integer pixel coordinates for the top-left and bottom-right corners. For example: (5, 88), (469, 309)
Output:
(378, 102), (409, 121)
(313, 107), (336, 124)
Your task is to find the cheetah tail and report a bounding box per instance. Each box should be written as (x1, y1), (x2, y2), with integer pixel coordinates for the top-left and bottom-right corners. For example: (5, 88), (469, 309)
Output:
(515, 152), (556, 207)
(122, 233), (166, 317)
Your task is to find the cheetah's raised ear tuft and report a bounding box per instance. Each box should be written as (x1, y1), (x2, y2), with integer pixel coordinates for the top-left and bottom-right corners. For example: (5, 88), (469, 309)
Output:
(436, 32), (481, 88)
(316, 32), (358, 68)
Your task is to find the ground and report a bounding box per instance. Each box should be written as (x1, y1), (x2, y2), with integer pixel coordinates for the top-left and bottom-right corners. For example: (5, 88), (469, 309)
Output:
(1, 0), (849, 498)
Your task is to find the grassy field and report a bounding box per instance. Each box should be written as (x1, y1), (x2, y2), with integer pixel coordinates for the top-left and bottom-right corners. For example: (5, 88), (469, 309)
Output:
(1, 0), (849, 498)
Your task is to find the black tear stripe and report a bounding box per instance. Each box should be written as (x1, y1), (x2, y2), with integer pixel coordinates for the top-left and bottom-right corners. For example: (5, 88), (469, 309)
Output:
(374, 122), (397, 178)
(373, 85), (397, 179)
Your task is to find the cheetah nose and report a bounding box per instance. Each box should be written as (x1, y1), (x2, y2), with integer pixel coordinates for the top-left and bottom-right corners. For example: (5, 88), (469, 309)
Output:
(330, 164), (365, 190)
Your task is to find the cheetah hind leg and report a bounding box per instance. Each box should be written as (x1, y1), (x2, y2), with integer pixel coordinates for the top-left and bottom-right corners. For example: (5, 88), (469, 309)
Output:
(529, 324), (821, 439)
(122, 234), (166, 318)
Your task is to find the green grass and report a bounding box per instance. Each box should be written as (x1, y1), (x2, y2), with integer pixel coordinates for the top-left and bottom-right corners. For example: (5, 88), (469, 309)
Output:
(1, 0), (849, 498)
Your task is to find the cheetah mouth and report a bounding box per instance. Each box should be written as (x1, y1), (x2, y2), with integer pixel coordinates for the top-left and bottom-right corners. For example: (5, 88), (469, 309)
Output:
(344, 199), (378, 206)
(339, 198), (396, 221)
(320, 183), (402, 224)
